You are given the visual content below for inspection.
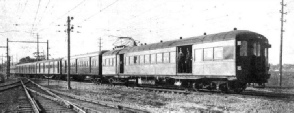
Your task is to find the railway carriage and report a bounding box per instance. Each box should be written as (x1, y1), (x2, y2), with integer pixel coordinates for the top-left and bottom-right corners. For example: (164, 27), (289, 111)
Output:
(10, 29), (271, 93)
(16, 62), (36, 75)
(59, 51), (107, 80)
(104, 30), (271, 92)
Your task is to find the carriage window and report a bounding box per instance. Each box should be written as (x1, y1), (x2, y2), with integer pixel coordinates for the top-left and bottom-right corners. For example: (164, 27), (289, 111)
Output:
(214, 47), (223, 60)
(224, 46), (234, 59)
(240, 41), (247, 56)
(253, 42), (257, 56)
(39, 63), (41, 72)
(43, 63), (45, 72)
(157, 53), (163, 63)
(194, 49), (203, 61)
(170, 52), (176, 63)
(57, 62), (59, 73)
(163, 52), (170, 63)
(93, 60), (95, 66)
(130, 56), (134, 65)
(145, 54), (150, 64)
(134, 56), (138, 64)
(110, 58), (113, 66)
(257, 42), (260, 56)
(112, 58), (115, 66)
(151, 54), (156, 64)
(125, 57), (129, 65)
(204, 48), (213, 61)
(140, 55), (144, 64)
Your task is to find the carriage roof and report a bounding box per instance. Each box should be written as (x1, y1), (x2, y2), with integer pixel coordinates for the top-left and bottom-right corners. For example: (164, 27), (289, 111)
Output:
(103, 30), (267, 55)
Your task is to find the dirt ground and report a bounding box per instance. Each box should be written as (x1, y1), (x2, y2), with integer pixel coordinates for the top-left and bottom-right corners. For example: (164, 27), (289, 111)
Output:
(34, 79), (294, 113)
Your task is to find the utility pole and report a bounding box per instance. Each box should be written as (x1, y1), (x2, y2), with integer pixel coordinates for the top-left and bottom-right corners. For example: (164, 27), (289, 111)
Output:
(47, 40), (49, 60)
(1, 54), (3, 72)
(99, 37), (102, 52)
(6, 38), (9, 79)
(37, 34), (39, 61)
(279, 0), (287, 87)
(67, 16), (74, 90)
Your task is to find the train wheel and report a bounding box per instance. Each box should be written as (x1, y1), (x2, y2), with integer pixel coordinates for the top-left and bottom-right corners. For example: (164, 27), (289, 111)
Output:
(219, 83), (228, 93)
(108, 78), (114, 86)
(192, 82), (200, 91)
(93, 78), (102, 85)
(229, 81), (246, 94)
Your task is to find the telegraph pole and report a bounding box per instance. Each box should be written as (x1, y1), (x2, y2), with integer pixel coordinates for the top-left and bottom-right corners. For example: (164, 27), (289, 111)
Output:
(1, 54), (3, 72)
(37, 34), (39, 61)
(47, 40), (49, 60)
(67, 16), (74, 90)
(99, 37), (102, 52)
(6, 38), (9, 79)
(279, 0), (287, 87)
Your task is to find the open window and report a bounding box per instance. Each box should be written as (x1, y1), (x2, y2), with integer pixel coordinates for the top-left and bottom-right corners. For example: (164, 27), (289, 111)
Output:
(177, 45), (192, 73)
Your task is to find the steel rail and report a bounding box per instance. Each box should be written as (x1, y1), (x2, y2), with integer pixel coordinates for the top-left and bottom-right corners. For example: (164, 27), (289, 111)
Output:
(21, 80), (41, 113)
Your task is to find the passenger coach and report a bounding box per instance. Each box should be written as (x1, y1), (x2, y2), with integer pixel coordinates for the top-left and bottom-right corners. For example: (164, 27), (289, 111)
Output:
(103, 29), (271, 93)
(11, 29), (271, 93)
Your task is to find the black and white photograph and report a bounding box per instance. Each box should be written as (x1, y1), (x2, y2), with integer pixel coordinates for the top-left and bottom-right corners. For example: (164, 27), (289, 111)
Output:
(0, 0), (294, 112)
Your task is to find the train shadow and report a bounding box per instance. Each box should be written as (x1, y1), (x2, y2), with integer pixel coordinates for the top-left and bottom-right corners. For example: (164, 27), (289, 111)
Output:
(193, 88), (294, 102)
(241, 88), (294, 101)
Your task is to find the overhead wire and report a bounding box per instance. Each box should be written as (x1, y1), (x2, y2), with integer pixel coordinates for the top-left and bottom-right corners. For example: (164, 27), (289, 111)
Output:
(55, 0), (86, 21)
(77, 0), (120, 24)
(31, 0), (42, 34)
(38, 0), (87, 33)
(36, 0), (51, 26)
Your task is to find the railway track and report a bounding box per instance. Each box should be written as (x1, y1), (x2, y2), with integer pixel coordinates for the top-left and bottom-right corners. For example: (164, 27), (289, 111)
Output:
(28, 78), (294, 112)
(33, 78), (294, 98)
(24, 82), (77, 113)
(0, 80), (36, 112)
(26, 78), (150, 113)
(0, 80), (20, 88)
(0, 80), (22, 92)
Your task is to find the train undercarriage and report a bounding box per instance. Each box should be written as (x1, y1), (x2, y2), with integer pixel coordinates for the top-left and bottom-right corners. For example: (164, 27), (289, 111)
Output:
(90, 76), (248, 93)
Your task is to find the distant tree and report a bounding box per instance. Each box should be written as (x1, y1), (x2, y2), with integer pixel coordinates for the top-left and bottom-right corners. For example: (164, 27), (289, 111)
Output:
(18, 56), (37, 64)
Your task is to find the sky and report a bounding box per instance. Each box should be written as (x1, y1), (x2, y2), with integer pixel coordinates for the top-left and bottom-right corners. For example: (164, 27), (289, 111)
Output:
(0, 0), (294, 65)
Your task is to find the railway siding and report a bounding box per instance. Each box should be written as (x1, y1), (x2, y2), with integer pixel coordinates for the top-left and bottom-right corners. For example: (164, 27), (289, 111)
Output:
(27, 79), (86, 113)
(0, 81), (22, 92)
(49, 88), (150, 113)
(29, 78), (150, 113)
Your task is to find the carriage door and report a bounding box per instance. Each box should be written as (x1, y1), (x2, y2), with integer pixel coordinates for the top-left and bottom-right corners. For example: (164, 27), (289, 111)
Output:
(177, 45), (192, 73)
(237, 39), (262, 82)
(118, 54), (124, 73)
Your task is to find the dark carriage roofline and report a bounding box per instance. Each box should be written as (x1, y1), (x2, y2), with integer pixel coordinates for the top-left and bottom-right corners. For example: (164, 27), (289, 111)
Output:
(103, 30), (267, 55)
